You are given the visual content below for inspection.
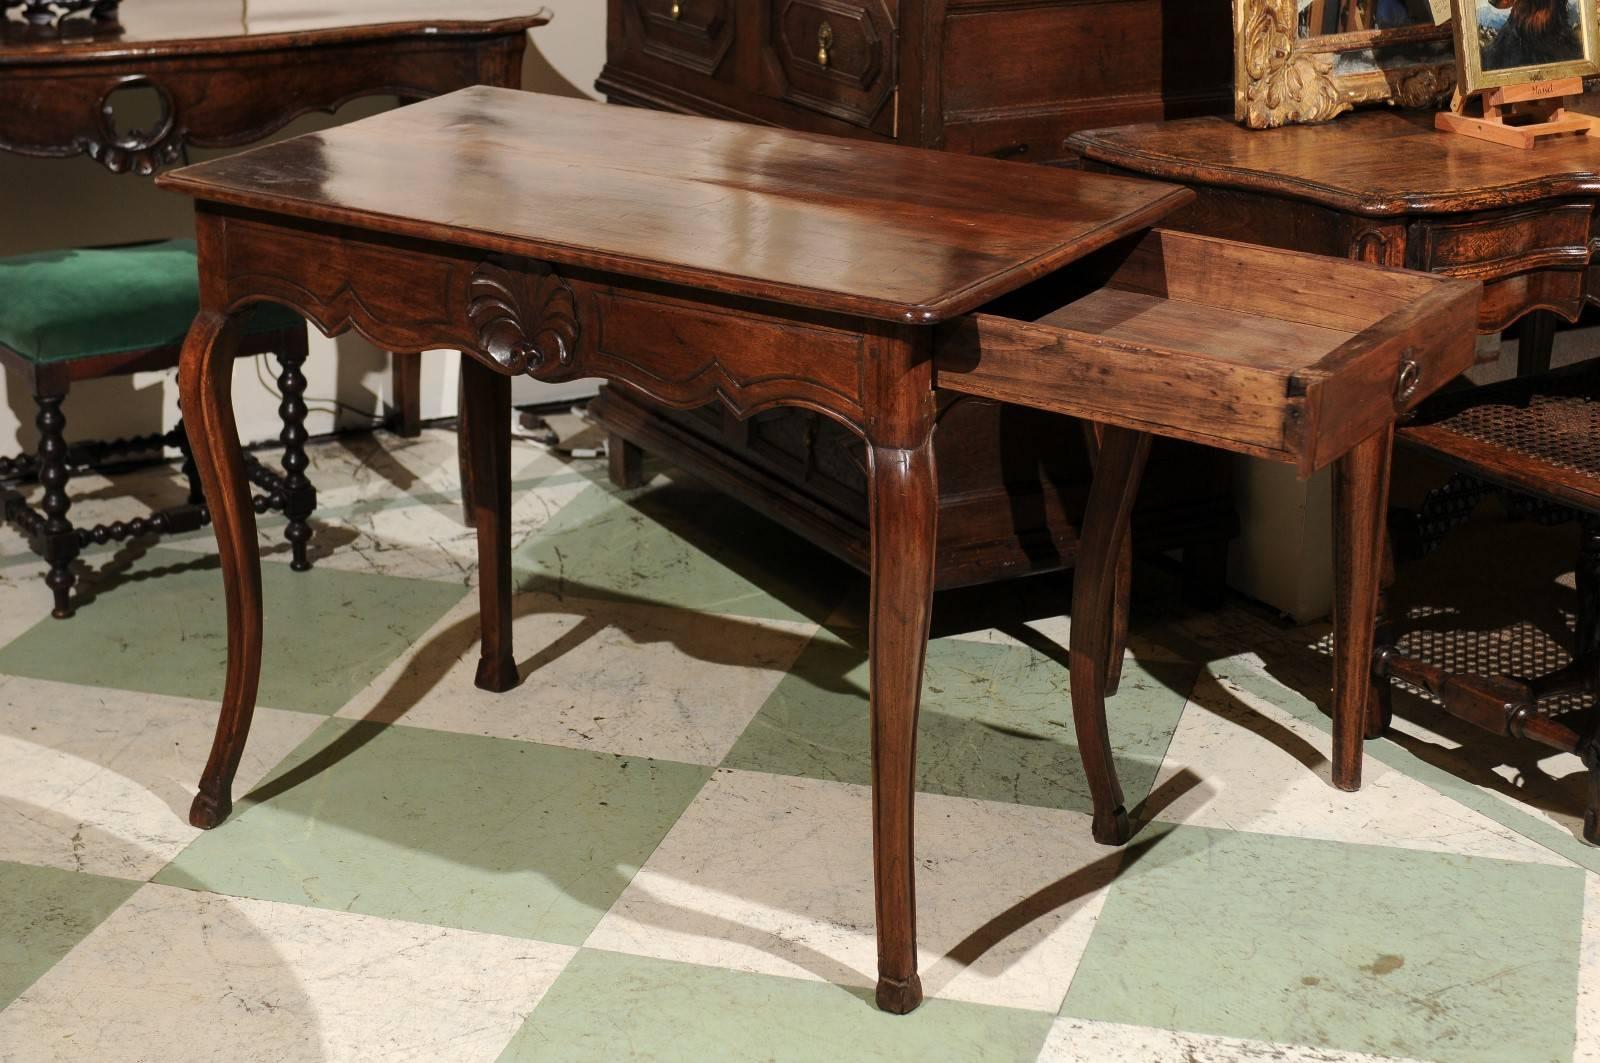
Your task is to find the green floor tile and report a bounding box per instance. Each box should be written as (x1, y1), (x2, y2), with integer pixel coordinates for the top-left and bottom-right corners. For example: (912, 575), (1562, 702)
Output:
(723, 630), (1198, 813)
(1060, 823), (1584, 1063)
(0, 548), (467, 714)
(0, 861), (139, 1009)
(513, 480), (852, 625)
(499, 949), (1053, 1063)
(155, 719), (711, 944)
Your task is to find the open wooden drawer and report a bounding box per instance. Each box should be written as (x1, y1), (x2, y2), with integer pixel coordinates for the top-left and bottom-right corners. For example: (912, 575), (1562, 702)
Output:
(934, 230), (1483, 475)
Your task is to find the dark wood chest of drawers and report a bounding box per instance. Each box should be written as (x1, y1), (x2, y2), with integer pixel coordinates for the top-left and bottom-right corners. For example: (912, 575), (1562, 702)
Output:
(593, 0), (1240, 592)
(600, 0), (1232, 163)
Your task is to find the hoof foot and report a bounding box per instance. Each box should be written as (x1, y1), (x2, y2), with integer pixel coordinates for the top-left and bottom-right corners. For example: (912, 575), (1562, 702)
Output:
(474, 656), (519, 693)
(875, 974), (923, 1015)
(189, 790), (232, 829)
(290, 560), (312, 573)
(1091, 805), (1131, 846)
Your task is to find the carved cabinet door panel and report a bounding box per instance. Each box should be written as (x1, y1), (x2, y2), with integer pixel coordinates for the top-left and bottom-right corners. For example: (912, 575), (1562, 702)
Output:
(762, 0), (898, 136)
(620, 0), (736, 77)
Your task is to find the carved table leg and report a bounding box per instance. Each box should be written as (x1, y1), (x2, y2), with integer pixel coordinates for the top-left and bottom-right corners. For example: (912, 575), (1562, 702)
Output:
(181, 311), (262, 830)
(1080, 421), (1134, 694)
(175, 411), (204, 506)
(390, 352), (423, 437)
(1070, 425), (1152, 846)
(463, 358), (517, 692)
(1516, 311), (1555, 379)
(1367, 535), (1398, 740)
(34, 390), (78, 619)
(866, 434), (936, 1015)
(1332, 425), (1394, 792)
(275, 331), (315, 572)
(864, 329), (937, 1016)
(1574, 517), (1600, 669)
(457, 362), (475, 526)
(1572, 516), (1600, 843)
(608, 433), (644, 489)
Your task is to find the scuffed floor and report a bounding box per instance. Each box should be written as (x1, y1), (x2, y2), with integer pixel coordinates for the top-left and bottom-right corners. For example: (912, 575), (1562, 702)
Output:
(0, 418), (1594, 1063)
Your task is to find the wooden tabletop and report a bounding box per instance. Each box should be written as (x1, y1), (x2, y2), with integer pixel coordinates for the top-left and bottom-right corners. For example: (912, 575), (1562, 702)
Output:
(0, 1), (549, 64)
(1069, 110), (1600, 216)
(156, 87), (1191, 325)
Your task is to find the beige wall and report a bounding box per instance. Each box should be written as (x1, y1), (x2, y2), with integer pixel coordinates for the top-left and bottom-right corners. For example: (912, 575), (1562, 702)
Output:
(0, 4), (608, 454)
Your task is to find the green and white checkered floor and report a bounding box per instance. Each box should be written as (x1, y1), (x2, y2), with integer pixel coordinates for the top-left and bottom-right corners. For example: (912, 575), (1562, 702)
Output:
(1, 418), (1596, 1062)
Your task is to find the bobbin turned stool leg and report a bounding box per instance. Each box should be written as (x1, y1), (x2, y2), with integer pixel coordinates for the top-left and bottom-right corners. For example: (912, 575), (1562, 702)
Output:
(274, 331), (315, 572)
(34, 390), (79, 620)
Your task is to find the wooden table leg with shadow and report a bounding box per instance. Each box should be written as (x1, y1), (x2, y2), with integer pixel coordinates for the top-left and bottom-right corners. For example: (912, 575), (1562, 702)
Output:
(159, 88), (1481, 1013)
(933, 233), (1482, 836)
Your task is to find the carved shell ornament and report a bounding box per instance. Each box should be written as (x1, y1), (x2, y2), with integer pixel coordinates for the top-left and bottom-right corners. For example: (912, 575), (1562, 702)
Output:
(1241, 0), (1349, 127)
(467, 260), (580, 376)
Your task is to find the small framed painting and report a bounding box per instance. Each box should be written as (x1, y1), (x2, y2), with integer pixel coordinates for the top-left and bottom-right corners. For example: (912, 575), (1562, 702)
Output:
(1451, 0), (1600, 95)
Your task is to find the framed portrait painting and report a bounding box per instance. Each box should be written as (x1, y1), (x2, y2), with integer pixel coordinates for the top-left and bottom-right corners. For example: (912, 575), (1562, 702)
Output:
(1451, 0), (1600, 94)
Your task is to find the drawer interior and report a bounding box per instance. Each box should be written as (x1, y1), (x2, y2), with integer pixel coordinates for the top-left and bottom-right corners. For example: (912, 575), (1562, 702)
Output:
(935, 228), (1481, 474)
(1035, 287), (1355, 373)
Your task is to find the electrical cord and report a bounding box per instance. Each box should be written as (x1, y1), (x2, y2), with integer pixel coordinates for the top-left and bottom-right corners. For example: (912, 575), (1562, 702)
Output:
(249, 352), (387, 426)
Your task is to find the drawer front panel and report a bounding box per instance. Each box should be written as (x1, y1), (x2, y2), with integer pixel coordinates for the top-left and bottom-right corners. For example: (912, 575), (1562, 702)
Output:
(623, 0), (735, 76)
(764, 0), (897, 133)
(1415, 204), (1593, 281)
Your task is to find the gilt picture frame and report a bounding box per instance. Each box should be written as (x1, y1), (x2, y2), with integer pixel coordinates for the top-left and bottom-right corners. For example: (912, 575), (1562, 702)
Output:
(1235, 0), (1459, 127)
(1450, 0), (1600, 96)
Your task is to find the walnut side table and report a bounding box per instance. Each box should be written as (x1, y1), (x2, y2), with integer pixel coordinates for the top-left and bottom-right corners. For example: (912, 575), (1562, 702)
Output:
(155, 88), (1479, 1013)
(1068, 110), (1600, 376)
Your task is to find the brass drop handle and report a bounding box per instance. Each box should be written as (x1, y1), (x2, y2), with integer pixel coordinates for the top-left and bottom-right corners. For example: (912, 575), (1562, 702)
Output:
(817, 20), (834, 68)
(670, 1), (681, 19)
(1394, 355), (1421, 408)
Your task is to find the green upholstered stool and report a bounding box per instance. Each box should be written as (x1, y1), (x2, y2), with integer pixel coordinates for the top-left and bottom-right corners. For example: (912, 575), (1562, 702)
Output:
(0, 240), (317, 618)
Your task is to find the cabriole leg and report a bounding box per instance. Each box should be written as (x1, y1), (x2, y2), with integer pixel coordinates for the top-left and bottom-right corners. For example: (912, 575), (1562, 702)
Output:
(182, 311), (262, 829)
(463, 358), (517, 693)
(1069, 425), (1152, 846)
(866, 435), (937, 1015)
(864, 328), (938, 1016)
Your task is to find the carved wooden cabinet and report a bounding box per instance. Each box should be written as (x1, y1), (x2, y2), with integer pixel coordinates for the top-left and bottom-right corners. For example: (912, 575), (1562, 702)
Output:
(596, 0), (1239, 592)
(602, 0), (1232, 162)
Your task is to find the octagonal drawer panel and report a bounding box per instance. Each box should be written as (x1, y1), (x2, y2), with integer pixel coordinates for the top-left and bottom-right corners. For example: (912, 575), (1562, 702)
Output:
(622, 0), (735, 77)
(763, 0), (897, 134)
(1414, 203), (1593, 281)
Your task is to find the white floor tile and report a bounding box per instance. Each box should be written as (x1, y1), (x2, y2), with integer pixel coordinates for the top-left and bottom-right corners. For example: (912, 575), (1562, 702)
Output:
(0, 677), (322, 880)
(0, 883), (574, 1063)
(587, 768), (1122, 1011)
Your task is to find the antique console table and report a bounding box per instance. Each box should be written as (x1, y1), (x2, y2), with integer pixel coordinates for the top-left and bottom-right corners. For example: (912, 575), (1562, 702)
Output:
(1, 0), (550, 433)
(1067, 110), (1600, 374)
(155, 89), (1478, 1013)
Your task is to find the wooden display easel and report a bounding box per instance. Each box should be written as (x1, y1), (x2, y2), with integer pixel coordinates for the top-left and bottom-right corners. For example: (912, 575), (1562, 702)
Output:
(1436, 77), (1600, 148)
